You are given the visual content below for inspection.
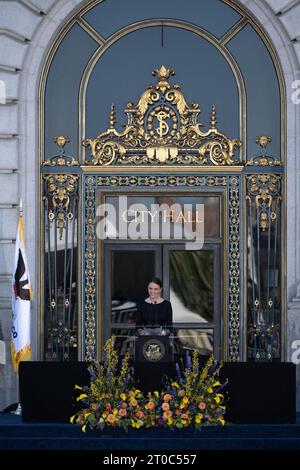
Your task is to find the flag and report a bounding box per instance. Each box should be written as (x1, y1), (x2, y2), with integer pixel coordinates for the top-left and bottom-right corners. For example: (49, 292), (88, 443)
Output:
(11, 207), (32, 371)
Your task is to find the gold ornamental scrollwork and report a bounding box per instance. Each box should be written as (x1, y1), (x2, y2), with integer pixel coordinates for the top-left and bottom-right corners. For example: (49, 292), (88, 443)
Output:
(43, 136), (79, 167)
(246, 174), (282, 231)
(43, 173), (79, 239)
(83, 66), (242, 166)
(246, 136), (283, 167)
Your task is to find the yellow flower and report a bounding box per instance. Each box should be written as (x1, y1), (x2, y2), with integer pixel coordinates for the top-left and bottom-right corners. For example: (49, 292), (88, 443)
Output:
(213, 381), (221, 387)
(82, 425), (87, 433)
(74, 385), (83, 390)
(219, 418), (225, 426)
(76, 393), (88, 401)
(180, 403), (186, 409)
(214, 396), (221, 404)
(183, 397), (189, 404)
(167, 418), (173, 425)
(195, 414), (203, 424)
(171, 382), (179, 388)
(120, 393), (126, 400)
(70, 415), (76, 423)
(207, 388), (213, 394)
(154, 391), (159, 398)
(131, 419), (141, 428)
(130, 398), (138, 407)
(83, 412), (91, 418)
(113, 408), (118, 415)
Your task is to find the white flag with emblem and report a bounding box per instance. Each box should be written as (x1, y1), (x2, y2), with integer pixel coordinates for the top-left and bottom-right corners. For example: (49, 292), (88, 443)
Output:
(11, 205), (32, 371)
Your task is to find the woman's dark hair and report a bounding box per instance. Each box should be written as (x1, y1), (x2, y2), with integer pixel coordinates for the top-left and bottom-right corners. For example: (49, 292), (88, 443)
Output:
(149, 277), (163, 288)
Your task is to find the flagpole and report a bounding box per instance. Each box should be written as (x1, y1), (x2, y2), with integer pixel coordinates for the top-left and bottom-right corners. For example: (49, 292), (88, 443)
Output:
(11, 200), (21, 415)
(11, 199), (28, 416)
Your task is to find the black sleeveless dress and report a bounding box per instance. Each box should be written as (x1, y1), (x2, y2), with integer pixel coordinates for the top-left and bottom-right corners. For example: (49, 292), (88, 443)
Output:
(135, 299), (173, 327)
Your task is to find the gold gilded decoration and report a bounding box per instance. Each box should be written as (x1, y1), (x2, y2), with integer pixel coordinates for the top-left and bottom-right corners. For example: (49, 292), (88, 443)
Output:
(256, 135), (271, 149)
(142, 339), (166, 362)
(83, 67), (242, 166)
(246, 136), (282, 166)
(54, 135), (70, 148)
(246, 174), (281, 231)
(43, 136), (79, 166)
(84, 173), (241, 362)
(43, 173), (79, 239)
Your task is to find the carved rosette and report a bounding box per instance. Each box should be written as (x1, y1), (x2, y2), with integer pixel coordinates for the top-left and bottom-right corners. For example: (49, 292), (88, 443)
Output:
(83, 67), (242, 166)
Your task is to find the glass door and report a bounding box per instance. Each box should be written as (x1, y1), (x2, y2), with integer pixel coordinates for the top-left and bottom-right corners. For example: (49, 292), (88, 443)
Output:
(103, 243), (162, 354)
(163, 244), (221, 359)
(103, 242), (221, 358)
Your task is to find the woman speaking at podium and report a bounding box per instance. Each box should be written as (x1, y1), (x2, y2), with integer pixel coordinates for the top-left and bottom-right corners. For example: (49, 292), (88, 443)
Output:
(135, 277), (172, 336)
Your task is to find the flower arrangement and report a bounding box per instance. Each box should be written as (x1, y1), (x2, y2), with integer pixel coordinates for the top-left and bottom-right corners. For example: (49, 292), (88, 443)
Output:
(71, 337), (227, 432)
(159, 352), (227, 429)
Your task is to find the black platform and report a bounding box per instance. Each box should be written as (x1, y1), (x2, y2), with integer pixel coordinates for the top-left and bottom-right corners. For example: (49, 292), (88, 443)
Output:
(19, 360), (296, 424)
(1, 413), (300, 452)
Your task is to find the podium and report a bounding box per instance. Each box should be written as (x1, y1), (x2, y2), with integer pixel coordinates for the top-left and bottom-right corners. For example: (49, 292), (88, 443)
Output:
(134, 334), (174, 391)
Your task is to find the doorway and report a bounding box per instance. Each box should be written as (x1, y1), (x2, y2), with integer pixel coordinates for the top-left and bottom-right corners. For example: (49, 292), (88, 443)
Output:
(103, 241), (221, 359)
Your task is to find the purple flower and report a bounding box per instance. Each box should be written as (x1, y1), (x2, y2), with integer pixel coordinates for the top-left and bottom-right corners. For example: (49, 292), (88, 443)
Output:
(175, 362), (182, 382)
(215, 379), (228, 391)
(208, 361), (218, 376)
(157, 418), (164, 426)
(102, 350), (107, 364)
(185, 351), (192, 371)
(87, 365), (97, 381)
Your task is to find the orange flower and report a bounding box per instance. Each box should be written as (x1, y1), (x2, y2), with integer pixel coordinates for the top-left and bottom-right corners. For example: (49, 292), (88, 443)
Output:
(181, 413), (189, 420)
(121, 402), (127, 409)
(162, 402), (170, 411)
(90, 403), (98, 411)
(146, 401), (155, 410)
(118, 408), (127, 417)
(163, 410), (173, 420)
(106, 414), (117, 424)
(198, 402), (206, 410)
(105, 403), (112, 411)
(178, 389), (186, 397)
(135, 410), (145, 419)
(175, 409), (181, 416)
(163, 394), (172, 402)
